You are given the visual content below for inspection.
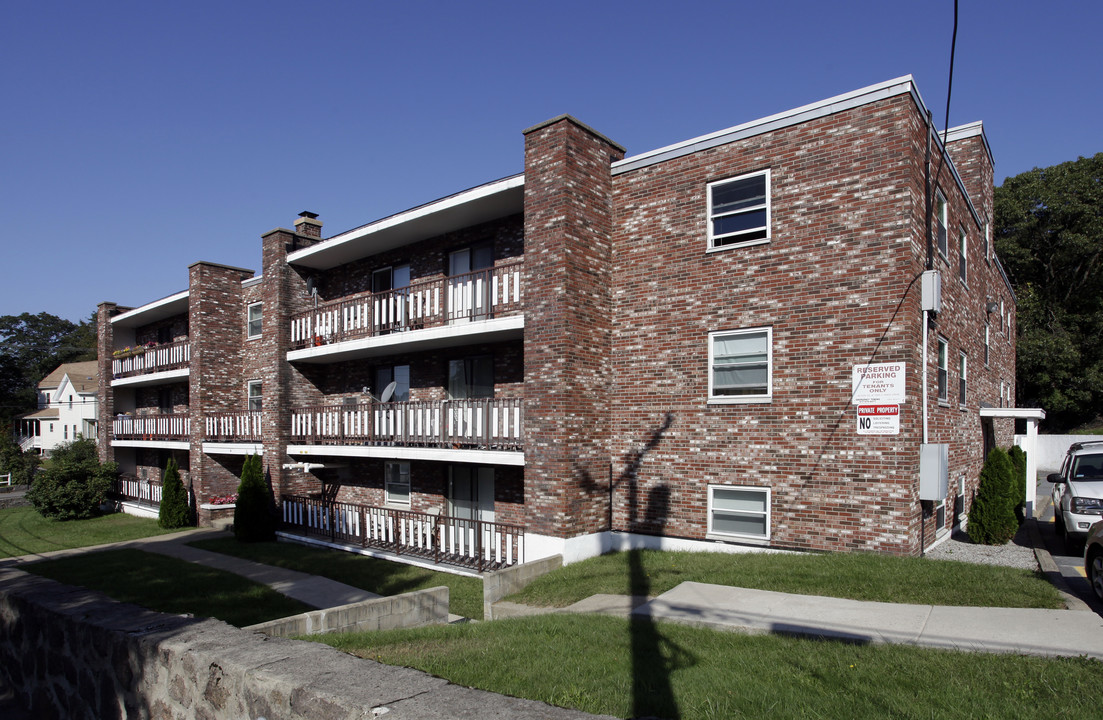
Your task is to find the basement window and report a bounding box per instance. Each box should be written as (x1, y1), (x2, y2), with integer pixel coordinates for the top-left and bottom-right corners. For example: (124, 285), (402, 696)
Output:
(708, 485), (770, 541)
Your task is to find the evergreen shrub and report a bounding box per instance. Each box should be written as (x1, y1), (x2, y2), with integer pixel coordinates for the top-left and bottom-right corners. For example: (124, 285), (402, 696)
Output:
(26, 439), (116, 520)
(233, 454), (276, 542)
(968, 447), (1018, 545)
(158, 457), (190, 529)
(1007, 445), (1027, 523)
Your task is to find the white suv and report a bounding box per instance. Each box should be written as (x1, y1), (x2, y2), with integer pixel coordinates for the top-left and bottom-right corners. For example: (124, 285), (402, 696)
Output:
(1048, 441), (1103, 552)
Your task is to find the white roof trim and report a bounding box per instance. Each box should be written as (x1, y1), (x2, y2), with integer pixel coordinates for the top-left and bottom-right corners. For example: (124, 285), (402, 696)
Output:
(944, 121), (994, 167)
(111, 290), (189, 325)
(288, 174), (524, 268)
(613, 76), (920, 175)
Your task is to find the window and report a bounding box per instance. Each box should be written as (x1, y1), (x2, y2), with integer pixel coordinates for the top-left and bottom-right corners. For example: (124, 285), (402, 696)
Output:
(385, 461), (411, 507)
(958, 352), (967, 406)
(247, 303), (262, 339)
(983, 221), (991, 264)
(937, 337), (948, 402)
(375, 365), (410, 402)
(709, 328), (772, 402)
(984, 323), (990, 366)
(247, 380), (262, 412)
(958, 227), (967, 284)
(448, 356), (493, 399)
(935, 191), (948, 259)
(63, 425), (68, 440)
(707, 170), (770, 250)
(708, 485), (770, 540)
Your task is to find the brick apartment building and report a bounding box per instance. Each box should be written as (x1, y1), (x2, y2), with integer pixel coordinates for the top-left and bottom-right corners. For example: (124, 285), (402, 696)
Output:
(97, 76), (1017, 570)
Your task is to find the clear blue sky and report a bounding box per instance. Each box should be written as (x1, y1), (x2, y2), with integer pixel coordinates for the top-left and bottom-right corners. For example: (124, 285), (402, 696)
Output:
(2, 0), (1099, 324)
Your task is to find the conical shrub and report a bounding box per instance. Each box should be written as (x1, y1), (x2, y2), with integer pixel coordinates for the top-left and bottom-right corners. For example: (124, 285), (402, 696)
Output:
(968, 447), (1018, 545)
(158, 457), (190, 529)
(233, 454), (276, 542)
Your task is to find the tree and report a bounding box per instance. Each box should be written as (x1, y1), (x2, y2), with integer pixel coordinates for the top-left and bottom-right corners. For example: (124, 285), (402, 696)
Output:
(158, 457), (190, 529)
(0, 311), (97, 425)
(233, 455), (276, 542)
(967, 448), (1018, 545)
(994, 153), (1103, 430)
(26, 438), (117, 520)
(0, 426), (39, 485)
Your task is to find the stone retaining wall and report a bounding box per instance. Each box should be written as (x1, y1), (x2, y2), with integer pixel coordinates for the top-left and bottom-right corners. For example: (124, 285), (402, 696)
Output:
(0, 567), (603, 720)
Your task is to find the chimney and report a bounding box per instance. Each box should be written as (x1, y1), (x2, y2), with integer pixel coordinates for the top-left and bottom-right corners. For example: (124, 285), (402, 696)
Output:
(294, 211), (322, 238)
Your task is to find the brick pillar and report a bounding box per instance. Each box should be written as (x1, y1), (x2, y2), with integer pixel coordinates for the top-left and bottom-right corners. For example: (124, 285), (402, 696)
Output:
(522, 116), (626, 538)
(260, 224), (318, 501)
(188, 262), (255, 512)
(96, 302), (119, 464)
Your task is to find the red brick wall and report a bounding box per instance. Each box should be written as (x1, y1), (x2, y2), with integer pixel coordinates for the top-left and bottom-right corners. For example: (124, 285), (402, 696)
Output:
(523, 116), (626, 538)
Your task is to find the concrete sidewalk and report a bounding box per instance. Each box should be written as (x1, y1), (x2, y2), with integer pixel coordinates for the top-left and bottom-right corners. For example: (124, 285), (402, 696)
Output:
(632, 581), (1103, 660)
(0, 528), (378, 611)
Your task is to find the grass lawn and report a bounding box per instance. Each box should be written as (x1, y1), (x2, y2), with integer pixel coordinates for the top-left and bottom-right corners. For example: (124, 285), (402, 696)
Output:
(313, 613), (1103, 720)
(189, 537), (485, 620)
(0, 506), (180, 559)
(507, 549), (1063, 609)
(23, 548), (313, 627)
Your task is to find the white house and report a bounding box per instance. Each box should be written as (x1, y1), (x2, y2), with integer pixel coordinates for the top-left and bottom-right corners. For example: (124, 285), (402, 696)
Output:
(16, 361), (99, 455)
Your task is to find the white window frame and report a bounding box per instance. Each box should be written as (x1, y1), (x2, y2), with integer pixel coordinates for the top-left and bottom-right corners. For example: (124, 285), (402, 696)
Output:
(707, 485), (771, 541)
(247, 302), (262, 339)
(984, 220), (991, 264)
(707, 169), (771, 251)
(958, 226), (968, 285)
(247, 380), (262, 412)
(385, 461), (411, 507)
(935, 191), (948, 259)
(958, 352), (967, 407)
(708, 327), (773, 404)
(937, 337), (948, 403)
(984, 323), (990, 366)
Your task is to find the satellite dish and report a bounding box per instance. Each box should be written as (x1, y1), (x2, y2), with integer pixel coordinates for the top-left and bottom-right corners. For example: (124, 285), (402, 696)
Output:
(380, 380), (397, 403)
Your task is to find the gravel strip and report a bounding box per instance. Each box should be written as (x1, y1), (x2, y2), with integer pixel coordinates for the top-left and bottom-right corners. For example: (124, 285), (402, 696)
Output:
(924, 523), (1039, 570)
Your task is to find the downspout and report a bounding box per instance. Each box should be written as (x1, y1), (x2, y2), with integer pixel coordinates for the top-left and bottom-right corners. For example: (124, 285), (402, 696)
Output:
(922, 109), (934, 445)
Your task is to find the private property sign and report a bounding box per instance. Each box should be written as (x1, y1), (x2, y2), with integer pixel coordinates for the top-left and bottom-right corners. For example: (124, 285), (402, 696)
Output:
(856, 404), (900, 435)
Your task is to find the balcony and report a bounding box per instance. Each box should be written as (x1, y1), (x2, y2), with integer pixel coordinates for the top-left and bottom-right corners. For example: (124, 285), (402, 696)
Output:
(203, 411), (264, 456)
(205, 412), (263, 442)
(112, 340), (190, 384)
(112, 414), (190, 442)
(288, 263), (523, 362)
(281, 494), (524, 572)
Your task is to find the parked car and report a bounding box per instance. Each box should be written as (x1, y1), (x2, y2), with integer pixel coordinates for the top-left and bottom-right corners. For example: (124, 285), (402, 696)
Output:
(1086, 521), (1103, 602)
(1048, 441), (1103, 553)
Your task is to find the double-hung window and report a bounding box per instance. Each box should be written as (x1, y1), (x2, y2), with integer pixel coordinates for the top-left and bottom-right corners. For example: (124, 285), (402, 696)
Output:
(247, 380), (262, 412)
(709, 328), (772, 402)
(935, 191), (948, 259)
(958, 227), (968, 284)
(708, 485), (770, 540)
(385, 461), (411, 507)
(959, 352), (967, 406)
(937, 338), (948, 402)
(247, 303), (262, 339)
(707, 170), (770, 250)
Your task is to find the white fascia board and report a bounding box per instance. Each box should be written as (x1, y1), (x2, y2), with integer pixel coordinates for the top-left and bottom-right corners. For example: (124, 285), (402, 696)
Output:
(112, 368), (190, 387)
(202, 442), (265, 456)
(286, 444), (525, 467)
(979, 407), (1046, 421)
(613, 76), (919, 175)
(111, 440), (190, 451)
(110, 290), (190, 327)
(242, 275), (263, 288)
(288, 174), (524, 270)
(287, 314), (524, 364)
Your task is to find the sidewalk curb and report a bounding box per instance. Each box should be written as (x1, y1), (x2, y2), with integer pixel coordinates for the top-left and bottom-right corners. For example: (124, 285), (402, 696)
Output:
(1026, 518), (1092, 612)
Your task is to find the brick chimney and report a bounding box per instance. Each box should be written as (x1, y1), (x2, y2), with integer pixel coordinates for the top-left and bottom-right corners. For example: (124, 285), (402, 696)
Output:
(294, 211), (323, 238)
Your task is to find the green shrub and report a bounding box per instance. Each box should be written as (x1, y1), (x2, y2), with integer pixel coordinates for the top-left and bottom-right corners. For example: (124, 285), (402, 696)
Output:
(233, 454), (276, 542)
(26, 439), (116, 521)
(968, 447), (1018, 545)
(158, 458), (190, 529)
(0, 427), (39, 485)
(1007, 445), (1027, 523)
